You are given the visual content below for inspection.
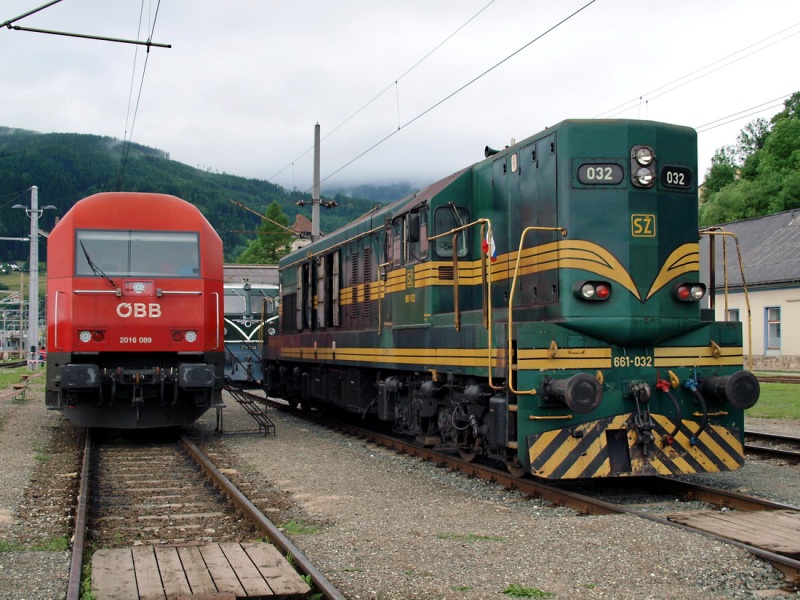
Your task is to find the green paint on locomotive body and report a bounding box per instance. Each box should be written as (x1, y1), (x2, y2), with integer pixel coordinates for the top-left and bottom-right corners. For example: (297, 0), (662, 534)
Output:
(267, 118), (752, 478)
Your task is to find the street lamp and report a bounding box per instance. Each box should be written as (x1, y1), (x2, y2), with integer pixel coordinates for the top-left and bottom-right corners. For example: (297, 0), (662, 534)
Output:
(13, 185), (56, 369)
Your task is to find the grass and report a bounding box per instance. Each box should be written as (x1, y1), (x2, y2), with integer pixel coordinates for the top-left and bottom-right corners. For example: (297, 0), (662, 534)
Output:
(0, 536), (69, 552)
(279, 520), (319, 535)
(746, 383), (800, 419)
(0, 271), (46, 296)
(0, 366), (29, 390)
(502, 584), (553, 598)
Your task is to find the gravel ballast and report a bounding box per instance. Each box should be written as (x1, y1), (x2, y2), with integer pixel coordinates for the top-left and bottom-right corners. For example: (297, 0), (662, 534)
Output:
(0, 378), (798, 599)
(190, 397), (800, 599)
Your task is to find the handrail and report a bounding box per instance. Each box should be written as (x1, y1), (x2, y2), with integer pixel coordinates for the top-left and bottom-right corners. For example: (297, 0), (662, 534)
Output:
(377, 260), (392, 335)
(429, 217), (495, 331)
(699, 228), (753, 371)
(431, 217), (499, 386)
(211, 292), (220, 349)
(507, 226), (568, 395)
(54, 291), (64, 350)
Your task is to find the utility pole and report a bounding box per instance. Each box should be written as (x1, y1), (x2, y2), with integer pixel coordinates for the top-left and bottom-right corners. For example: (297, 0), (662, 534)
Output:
(19, 273), (24, 360)
(312, 123), (321, 242)
(27, 186), (38, 367)
(13, 187), (55, 369)
(296, 124), (336, 241)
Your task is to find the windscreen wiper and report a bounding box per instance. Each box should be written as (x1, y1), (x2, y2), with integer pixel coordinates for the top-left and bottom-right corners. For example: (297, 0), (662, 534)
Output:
(79, 241), (116, 288)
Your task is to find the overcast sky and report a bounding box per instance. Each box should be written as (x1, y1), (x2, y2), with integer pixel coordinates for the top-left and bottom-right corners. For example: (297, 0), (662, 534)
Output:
(2, 0), (799, 195)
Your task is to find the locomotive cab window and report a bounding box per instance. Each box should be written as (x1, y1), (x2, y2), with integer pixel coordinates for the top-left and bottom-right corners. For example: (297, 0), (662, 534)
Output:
(408, 208), (428, 261)
(224, 294), (248, 315)
(392, 217), (404, 266)
(250, 291), (276, 316)
(433, 205), (468, 258)
(76, 230), (200, 278)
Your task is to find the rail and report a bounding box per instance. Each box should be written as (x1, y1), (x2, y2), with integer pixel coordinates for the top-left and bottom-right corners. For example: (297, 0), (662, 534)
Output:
(181, 436), (345, 599)
(66, 429), (90, 600)
(265, 399), (800, 587)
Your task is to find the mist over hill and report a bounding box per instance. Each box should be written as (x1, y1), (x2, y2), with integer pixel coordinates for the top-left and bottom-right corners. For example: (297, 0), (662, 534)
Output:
(0, 127), (392, 262)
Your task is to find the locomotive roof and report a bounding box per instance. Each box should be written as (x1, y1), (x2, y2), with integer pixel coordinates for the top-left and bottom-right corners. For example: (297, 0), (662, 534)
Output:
(223, 264), (279, 286)
(53, 192), (217, 233)
(278, 166), (470, 268)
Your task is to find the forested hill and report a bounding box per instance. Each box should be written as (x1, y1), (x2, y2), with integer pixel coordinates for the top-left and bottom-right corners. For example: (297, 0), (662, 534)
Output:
(0, 127), (392, 262)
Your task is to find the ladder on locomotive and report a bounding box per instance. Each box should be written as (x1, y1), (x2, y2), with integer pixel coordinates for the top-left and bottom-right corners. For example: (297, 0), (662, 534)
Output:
(222, 378), (275, 436)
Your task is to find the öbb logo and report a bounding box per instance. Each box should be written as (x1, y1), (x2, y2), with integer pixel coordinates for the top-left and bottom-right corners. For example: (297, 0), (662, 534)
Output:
(116, 303), (162, 318)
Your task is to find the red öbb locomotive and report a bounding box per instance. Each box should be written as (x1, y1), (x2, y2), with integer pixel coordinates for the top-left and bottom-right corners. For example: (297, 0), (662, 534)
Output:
(45, 192), (225, 428)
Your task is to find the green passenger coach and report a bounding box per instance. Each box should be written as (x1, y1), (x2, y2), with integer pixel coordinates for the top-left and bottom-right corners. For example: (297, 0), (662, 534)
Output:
(263, 119), (759, 479)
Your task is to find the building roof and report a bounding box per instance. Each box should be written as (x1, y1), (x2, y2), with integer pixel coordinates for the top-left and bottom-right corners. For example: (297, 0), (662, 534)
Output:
(223, 264), (279, 286)
(702, 209), (800, 289)
(292, 214), (314, 235)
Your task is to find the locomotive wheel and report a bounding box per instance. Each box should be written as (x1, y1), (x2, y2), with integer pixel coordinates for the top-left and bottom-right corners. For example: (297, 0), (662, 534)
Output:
(506, 460), (526, 478)
(458, 449), (477, 462)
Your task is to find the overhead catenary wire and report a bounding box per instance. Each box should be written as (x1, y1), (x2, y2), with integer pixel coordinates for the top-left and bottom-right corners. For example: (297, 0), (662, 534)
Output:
(305, 0), (598, 193)
(594, 21), (800, 120)
(695, 94), (792, 133)
(0, 188), (34, 210)
(267, 0), (498, 183)
(116, 0), (163, 190)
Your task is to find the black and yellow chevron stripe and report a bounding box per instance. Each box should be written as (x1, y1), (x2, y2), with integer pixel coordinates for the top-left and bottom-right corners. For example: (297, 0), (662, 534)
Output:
(527, 413), (744, 479)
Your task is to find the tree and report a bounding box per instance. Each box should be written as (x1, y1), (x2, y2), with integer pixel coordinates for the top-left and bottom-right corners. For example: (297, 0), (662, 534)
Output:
(236, 200), (293, 264)
(700, 147), (737, 204)
(699, 91), (800, 226)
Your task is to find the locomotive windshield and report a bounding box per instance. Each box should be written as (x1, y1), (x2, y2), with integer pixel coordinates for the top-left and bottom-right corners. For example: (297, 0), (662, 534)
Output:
(224, 288), (277, 316)
(75, 230), (200, 278)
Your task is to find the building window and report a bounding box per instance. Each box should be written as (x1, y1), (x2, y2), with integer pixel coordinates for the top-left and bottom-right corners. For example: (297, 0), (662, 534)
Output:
(727, 309), (739, 322)
(766, 307), (781, 352)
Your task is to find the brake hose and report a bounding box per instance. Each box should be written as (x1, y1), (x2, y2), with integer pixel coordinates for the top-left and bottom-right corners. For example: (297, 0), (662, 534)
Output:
(683, 376), (709, 446)
(655, 377), (682, 445)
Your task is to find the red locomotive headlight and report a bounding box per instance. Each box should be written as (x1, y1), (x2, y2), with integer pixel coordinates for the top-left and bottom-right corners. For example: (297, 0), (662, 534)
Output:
(574, 281), (612, 302)
(79, 330), (105, 343)
(674, 282), (706, 302)
(171, 330), (198, 343)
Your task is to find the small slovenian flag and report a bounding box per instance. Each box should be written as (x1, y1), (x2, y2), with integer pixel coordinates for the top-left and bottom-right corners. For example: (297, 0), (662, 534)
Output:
(482, 229), (497, 263)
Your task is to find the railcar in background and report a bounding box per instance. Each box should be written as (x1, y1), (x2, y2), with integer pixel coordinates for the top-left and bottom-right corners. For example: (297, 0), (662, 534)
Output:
(263, 118), (760, 479)
(224, 281), (279, 387)
(45, 192), (225, 428)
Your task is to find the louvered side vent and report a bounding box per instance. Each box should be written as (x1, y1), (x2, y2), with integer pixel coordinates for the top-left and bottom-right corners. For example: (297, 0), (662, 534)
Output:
(363, 248), (372, 319)
(438, 266), (454, 281)
(350, 252), (359, 320)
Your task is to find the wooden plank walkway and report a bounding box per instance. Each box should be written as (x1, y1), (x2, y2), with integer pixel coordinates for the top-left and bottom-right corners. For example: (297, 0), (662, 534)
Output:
(668, 509), (800, 558)
(92, 541), (311, 599)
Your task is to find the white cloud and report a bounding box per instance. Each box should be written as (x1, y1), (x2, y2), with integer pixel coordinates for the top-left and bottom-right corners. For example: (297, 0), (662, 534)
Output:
(2, 0), (799, 191)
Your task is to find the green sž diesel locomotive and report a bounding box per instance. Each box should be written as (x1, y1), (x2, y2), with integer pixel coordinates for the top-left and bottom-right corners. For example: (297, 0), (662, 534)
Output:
(263, 119), (759, 479)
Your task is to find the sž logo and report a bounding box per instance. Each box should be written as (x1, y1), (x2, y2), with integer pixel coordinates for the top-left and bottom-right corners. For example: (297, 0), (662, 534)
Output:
(116, 303), (162, 318)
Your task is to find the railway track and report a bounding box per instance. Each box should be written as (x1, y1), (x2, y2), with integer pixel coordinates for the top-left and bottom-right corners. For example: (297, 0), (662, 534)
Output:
(250, 390), (800, 590)
(67, 429), (345, 600)
(0, 360), (28, 369)
(755, 375), (800, 383)
(745, 430), (800, 463)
